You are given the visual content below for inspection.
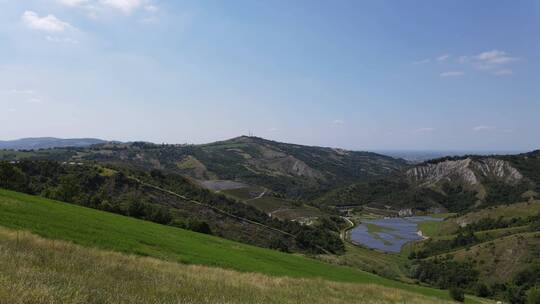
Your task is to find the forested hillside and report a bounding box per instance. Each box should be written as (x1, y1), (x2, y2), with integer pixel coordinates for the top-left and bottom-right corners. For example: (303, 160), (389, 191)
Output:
(0, 160), (343, 254)
(318, 151), (540, 213)
(0, 136), (406, 199)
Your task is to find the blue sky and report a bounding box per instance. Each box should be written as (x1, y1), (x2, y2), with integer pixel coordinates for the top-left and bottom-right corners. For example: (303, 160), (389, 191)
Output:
(0, 0), (538, 151)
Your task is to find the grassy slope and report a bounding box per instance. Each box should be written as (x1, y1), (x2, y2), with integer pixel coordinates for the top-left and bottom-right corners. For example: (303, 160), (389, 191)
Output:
(223, 187), (322, 220)
(418, 221), (443, 237)
(317, 243), (410, 281)
(414, 202), (540, 285)
(438, 201), (540, 236)
(0, 188), (480, 302)
(443, 232), (540, 284)
(0, 227), (452, 304)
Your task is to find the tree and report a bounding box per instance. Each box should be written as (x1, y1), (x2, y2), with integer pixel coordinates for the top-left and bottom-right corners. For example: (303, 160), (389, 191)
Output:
(475, 283), (491, 298)
(449, 287), (465, 302)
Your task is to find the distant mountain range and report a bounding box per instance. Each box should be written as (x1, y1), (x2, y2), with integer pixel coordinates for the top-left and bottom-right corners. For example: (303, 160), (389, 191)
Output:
(0, 137), (107, 150)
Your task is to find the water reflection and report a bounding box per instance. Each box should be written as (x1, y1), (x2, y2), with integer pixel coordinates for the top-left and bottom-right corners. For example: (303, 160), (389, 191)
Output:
(350, 216), (443, 253)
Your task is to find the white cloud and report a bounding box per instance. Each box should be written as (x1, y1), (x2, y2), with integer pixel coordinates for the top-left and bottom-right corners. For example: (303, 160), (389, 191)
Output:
(22, 11), (73, 32)
(440, 71), (464, 77)
(437, 54), (451, 62)
(476, 50), (518, 65)
(473, 125), (496, 132)
(333, 119), (345, 125)
(100, 0), (142, 13)
(57, 0), (89, 6)
(268, 127), (278, 132)
(473, 50), (518, 71)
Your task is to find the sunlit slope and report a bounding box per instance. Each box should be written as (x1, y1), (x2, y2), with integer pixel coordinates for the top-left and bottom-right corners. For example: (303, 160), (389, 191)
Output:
(0, 227), (455, 304)
(0, 189), (472, 302)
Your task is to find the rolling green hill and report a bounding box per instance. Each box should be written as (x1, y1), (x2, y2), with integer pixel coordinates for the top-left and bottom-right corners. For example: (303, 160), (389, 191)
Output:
(407, 201), (540, 303)
(317, 151), (540, 213)
(0, 160), (345, 254)
(0, 188), (487, 303)
(0, 136), (407, 199)
(0, 226), (456, 304)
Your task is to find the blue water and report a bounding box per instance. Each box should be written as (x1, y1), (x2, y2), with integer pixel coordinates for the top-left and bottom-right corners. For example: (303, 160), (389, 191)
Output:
(350, 216), (443, 253)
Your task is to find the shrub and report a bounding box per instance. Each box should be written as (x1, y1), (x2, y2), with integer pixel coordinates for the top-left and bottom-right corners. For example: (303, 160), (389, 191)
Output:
(449, 287), (465, 302)
(475, 282), (491, 297)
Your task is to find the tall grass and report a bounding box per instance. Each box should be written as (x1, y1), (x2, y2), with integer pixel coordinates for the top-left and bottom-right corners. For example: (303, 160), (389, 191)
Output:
(0, 227), (452, 304)
(0, 189), (488, 303)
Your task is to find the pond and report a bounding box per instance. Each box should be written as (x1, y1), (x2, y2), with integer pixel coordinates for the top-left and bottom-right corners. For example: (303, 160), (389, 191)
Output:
(350, 216), (443, 253)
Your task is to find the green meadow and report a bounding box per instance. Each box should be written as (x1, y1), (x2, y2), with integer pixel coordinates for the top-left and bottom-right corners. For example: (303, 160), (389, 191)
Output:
(0, 189), (487, 303)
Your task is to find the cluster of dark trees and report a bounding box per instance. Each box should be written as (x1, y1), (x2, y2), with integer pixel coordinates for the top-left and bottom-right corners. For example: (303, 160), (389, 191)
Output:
(459, 214), (540, 234)
(0, 160), (344, 254)
(409, 231), (478, 259)
(411, 257), (478, 290)
(411, 258), (540, 303)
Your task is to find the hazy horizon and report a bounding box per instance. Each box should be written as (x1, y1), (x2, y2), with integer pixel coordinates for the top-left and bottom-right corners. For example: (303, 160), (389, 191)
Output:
(1, 1), (539, 151)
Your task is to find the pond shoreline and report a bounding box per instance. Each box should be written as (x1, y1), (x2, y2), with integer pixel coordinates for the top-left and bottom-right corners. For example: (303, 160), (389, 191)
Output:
(347, 216), (443, 253)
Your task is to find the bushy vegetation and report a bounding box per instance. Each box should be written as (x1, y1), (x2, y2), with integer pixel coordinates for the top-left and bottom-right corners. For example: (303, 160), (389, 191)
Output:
(411, 257), (479, 290)
(0, 189), (457, 302)
(449, 287), (465, 302)
(410, 231), (478, 258)
(0, 137), (407, 200)
(0, 161), (343, 254)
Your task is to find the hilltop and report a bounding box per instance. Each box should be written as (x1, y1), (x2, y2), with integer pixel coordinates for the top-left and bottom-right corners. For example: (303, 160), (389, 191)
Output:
(317, 150), (540, 213)
(0, 136), (406, 199)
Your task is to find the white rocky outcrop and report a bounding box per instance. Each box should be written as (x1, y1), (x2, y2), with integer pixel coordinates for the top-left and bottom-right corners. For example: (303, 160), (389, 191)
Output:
(406, 157), (523, 187)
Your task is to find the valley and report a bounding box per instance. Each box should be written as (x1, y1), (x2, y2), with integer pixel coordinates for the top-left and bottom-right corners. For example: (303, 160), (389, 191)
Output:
(1, 136), (539, 303)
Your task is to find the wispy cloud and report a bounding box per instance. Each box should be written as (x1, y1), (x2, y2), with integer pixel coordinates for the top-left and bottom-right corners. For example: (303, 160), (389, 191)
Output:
(100, 0), (142, 14)
(472, 50), (519, 72)
(440, 71), (464, 77)
(56, 0), (158, 17)
(22, 11), (74, 32)
(473, 125), (496, 132)
(57, 0), (90, 6)
(437, 54), (451, 62)
(418, 50), (519, 77)
(332, 119), (345, 125)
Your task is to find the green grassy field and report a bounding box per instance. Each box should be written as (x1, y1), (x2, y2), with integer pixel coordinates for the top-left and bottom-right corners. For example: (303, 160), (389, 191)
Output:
(0, 188), (486, 302)
(418, 220), (443, 237)
(223, 187), (322, 220)
(317, 243), (411, 281)
(0, 227), (454, 304)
